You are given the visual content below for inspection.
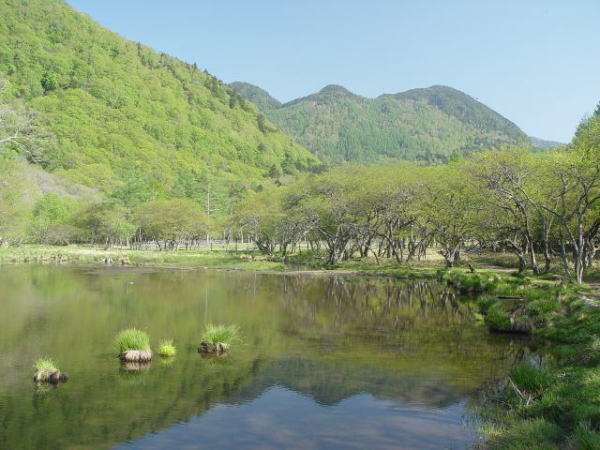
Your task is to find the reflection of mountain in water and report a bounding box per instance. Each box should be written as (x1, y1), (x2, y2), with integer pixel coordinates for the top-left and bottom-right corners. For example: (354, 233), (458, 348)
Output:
(118, 387), (480, 450)
(226, 356), (464, 408)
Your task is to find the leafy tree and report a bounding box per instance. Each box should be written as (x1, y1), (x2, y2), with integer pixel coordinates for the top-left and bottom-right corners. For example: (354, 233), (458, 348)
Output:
(29, 193), (82, 244)
(77, 200), (135, 247)
(134, 198), (207, 249)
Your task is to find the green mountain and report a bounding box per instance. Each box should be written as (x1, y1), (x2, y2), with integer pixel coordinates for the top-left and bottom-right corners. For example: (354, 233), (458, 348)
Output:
(229, 81), (282, 112)
(230, 82), (531, 163)
(0, 0), (318, 210)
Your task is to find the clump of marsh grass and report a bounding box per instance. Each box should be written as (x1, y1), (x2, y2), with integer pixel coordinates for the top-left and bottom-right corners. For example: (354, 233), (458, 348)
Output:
(33, 357), (68, 384)
(201, 324), (242, 345)
(34, 357), (58, 380)
(158, 339), (176, 357)
(114, 328), (151, 355)
(198, 324), (242, 355)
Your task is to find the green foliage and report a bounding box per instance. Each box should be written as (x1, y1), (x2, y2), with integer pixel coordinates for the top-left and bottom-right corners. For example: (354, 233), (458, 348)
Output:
(0, 0), (318, 216)
(485, 302), (512, 332)
(574, 422), (600, 450)
(0, 156), (35, 243)
(158, 339), (176, 357)
(77, 200), (135, 245)
(231, 82), (530, 163)
(34, 357), (58, 378)
(114, 328), (150, 355)
(29, 193), (82, 244)
(201, 324), (242, 345)
(134, 198), (207, 245)
(511, 363), (552, 396)
(485, 418), (562, 450)
(229, 81), (281, 111)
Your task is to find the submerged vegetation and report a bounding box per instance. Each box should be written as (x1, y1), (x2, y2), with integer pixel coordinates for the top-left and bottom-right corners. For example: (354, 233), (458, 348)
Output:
(158, 340), (176, 357)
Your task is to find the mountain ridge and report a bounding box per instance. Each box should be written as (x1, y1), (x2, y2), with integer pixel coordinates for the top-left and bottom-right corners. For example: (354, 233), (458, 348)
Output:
(230, 81), (558, 162)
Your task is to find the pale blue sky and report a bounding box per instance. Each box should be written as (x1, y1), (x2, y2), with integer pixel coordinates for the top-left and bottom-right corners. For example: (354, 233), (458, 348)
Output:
(68, 0), (599, 142)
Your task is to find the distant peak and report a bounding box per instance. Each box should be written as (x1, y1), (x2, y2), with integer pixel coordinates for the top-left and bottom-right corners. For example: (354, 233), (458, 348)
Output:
(318, 84), (354, 96)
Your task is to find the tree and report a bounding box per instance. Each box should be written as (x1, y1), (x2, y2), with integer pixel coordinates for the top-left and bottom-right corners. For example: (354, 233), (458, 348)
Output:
(417, 165), (482, 267)
(29, 193), (82, 245)
(134, 198), (207, 250)
(470, 149), (549, 273)
(540, 114), (600, 283)
(0, 157), (36, 244)
(77, 200), (135, 247)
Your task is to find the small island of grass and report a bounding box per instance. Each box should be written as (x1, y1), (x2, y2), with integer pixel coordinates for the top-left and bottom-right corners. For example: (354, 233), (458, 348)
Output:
(33, 357), (68, 384)
(114, 328), (152, 362)
(158, 339), (176, 357)
(198, 324), (241, 355)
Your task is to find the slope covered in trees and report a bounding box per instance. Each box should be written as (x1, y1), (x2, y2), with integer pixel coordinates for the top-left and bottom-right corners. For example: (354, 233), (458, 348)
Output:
(0, 0), (318, 208)
(229, 81), (282, 112)
(230, 82), (533, 163)
(237, 105), (600, 284)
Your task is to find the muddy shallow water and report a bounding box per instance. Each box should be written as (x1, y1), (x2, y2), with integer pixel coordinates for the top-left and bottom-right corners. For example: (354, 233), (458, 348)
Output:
(0, 265), (527, 449)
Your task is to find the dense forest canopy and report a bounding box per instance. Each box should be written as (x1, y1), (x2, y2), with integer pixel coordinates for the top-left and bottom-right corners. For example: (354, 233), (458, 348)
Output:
(229, 82), (555, 163)
(0, 0), (319, 217)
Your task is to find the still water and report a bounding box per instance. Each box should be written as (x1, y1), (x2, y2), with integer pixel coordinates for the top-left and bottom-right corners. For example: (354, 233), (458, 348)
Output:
(0, 265), (526, 449)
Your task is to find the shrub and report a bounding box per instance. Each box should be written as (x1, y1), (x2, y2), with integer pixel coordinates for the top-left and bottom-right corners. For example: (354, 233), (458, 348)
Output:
(485, 303), (512, 331)
(114, 328), (150, 355)
(158, 339), (176, 357)
(442, 270), (500, 294)
(478, 295), (496, 315)
(201, 324), (242, 345)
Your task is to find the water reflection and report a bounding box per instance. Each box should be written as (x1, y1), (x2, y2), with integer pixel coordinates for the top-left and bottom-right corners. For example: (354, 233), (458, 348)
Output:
(119, 388), (479, 450)
(0, 266), (525, 449)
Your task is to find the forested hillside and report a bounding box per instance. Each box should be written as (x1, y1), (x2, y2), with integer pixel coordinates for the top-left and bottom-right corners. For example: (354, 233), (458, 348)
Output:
(229, 82), (282, 112)
(230, 82), (532, 163)
(0, 0), (318, 208)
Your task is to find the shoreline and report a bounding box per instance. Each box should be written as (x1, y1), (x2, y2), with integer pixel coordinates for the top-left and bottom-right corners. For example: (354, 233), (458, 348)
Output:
(0, 244), (454, 279)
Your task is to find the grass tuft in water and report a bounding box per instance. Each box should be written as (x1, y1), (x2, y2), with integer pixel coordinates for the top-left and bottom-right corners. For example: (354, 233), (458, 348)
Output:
(158, 339), (176, 357)
(34, 357), (58, 379)
(114, 328), (150, 355)
(201, 324), (242, 345)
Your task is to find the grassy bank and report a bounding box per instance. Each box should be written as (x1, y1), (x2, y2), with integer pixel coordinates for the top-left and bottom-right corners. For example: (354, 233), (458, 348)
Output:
(0, 244), (286, 271)
(0, 244), (477, 277)
(452, 273), (600, 449)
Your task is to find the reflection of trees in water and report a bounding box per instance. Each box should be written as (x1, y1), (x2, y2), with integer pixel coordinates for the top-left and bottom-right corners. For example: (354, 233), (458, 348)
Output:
(0, 268), (531, 450)
(277, 276), (473, 337)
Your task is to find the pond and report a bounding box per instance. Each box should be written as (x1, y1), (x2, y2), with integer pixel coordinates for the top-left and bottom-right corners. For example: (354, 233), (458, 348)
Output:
(0, 265), (528, 450)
